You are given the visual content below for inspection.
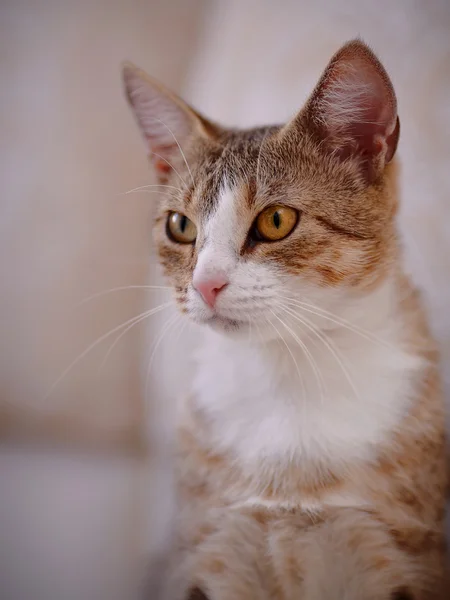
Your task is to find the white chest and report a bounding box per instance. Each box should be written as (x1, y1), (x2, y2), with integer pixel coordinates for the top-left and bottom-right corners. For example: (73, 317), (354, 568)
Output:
(192, 327), (424, 472)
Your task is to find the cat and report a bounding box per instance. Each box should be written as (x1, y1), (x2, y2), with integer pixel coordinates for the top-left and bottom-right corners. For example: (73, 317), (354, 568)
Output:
(123, 40), (448, 599)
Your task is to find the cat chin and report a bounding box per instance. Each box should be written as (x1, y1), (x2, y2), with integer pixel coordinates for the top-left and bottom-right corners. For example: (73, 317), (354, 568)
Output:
(191, 314), (253, 340)
(204, 315), (245, 335)
(195, 315), (280, 344)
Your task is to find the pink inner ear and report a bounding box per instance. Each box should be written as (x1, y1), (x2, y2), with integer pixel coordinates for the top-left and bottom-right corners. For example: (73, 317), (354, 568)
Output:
(147, 142), (178, 174)
(341, 62), (395, 157)
(308, 42), (399, 175)
(154, 159), (171, 174)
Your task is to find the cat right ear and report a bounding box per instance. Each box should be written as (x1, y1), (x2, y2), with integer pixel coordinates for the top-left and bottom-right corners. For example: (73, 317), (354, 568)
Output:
(122, 63), (213, 183)
(291, 40), (400, 183)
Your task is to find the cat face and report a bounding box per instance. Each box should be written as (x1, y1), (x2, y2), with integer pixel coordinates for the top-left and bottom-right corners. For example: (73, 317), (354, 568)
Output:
(123, 40), (400, 338)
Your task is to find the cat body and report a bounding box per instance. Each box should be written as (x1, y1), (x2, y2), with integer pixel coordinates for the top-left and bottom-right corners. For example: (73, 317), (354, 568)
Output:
(123, 40), (447, 599)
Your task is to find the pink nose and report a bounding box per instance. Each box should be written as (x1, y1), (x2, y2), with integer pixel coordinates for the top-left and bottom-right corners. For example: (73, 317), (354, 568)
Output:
(193, 274), (228, 308)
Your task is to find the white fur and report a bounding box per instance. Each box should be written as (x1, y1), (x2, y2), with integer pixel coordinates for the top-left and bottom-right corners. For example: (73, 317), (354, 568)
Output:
(185, 182), (425, 481)
(192, 183), (239, 286)
(193, 309), (423, 472)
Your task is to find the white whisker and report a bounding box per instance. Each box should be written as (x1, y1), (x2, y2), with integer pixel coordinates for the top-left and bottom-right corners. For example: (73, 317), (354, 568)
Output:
(120, 189), (179, 199)
(267, 311), (306, 403)
(124, 183), (184, 195)
(149, 151), (189, 191)
(271, 309), (325, 404)
(99, 302), (172, 370)
(45, 302), (173, 399)
(278, 295), (393, 350)
(79, 285), (171, 306)
(144, 311), (181, 404)
(147, 116), (195, 189)
(172, 313), (189, 348)
(281, 304), (359, 401)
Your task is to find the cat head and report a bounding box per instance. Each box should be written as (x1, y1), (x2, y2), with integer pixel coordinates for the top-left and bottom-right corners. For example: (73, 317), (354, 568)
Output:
(123, 40), (400, 339)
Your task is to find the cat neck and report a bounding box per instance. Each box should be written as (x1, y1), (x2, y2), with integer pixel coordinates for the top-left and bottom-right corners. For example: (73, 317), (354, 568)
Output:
(189, 275), (426, 481)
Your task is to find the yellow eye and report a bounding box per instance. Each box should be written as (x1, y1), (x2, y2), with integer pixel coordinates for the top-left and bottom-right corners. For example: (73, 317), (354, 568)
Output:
(167, 212), (197, 243)
(254, 205), (298, 241)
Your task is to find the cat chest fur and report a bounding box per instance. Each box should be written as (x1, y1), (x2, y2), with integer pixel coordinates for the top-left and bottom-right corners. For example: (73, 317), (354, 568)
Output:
(191, 317), (425, 480)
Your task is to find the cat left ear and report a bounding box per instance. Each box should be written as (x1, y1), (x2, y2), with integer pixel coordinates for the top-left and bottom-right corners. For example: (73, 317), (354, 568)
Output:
(122, 63), (213, 182)
(300, 40), (400, 182)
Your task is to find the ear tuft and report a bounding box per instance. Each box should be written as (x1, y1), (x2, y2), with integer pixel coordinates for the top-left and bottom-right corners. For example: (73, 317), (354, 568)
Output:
(304, 39), (399, 181)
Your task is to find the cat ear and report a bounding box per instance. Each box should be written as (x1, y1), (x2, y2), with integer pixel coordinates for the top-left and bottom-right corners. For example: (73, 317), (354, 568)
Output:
(301, 39), (400, 182)
(122, 63), (213, 182)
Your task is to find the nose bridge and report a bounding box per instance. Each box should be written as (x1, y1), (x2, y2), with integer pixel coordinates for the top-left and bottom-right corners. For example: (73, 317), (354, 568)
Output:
(193, 240), (233, 282)
(192, 181), (239, 285)
(192, 241), (231, 307)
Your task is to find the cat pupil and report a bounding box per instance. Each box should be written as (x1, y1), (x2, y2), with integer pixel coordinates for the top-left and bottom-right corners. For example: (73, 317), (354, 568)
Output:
(180, 215), (187, 233)
(273, 211), (281, 229)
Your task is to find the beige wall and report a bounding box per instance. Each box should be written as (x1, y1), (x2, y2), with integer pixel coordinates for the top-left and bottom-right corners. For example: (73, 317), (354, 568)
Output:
(0, 0), (205, 449)
(0, 2), (204, 598)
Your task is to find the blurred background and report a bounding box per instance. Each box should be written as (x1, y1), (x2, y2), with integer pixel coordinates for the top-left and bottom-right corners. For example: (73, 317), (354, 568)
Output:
(1, 1), (449, 598)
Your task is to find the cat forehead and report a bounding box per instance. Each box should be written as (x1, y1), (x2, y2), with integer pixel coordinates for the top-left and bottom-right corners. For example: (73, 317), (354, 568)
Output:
(188, 126), (280, 218)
